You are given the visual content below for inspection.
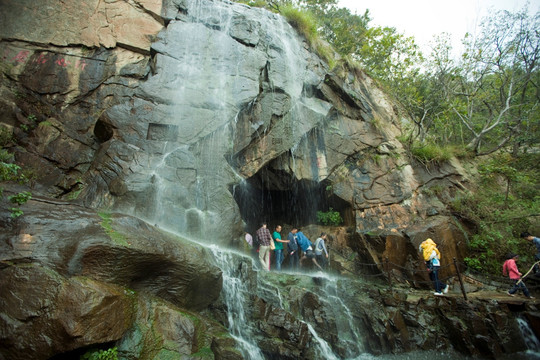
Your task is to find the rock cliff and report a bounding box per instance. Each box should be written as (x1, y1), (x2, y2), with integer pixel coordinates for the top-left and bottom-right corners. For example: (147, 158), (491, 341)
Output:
(1, 0), (538, 359)
(1, 0), (465, 249)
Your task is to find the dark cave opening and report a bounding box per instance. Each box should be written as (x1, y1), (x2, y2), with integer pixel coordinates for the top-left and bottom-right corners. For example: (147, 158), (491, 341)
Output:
(93, 118), (114, 143)
(232, 168), (352, 233)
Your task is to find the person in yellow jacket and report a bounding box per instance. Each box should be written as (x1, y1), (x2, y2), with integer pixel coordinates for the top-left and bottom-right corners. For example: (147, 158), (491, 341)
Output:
(419, 238), (449, 296)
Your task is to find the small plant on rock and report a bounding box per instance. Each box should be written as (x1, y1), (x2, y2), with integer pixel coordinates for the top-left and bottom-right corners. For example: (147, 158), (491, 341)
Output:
(316, 207), (343, 226)
(81, 347), (118, 360)
(0, 150), (33, 218)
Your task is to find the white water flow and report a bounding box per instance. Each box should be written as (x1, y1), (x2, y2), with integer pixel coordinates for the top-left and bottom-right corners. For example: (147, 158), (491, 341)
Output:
(209, 245), (265, 359)
(322, 278), (364, 357)
(517, 317), (540, 352)
(207, 242), (360, 359)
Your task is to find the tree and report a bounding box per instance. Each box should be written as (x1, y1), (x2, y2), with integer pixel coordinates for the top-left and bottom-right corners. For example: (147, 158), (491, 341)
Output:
(432, 8), (540, 155)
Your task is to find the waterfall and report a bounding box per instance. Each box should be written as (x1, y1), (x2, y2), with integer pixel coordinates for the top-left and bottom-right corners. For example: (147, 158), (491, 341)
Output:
(206, 241), (370, 359)
(208, 245), (265, 359)
(517, 317), (540, 352)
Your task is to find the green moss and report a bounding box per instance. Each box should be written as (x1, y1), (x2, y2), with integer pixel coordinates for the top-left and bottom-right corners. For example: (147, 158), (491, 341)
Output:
(98, 212), (129, 246)
(190, 347), (214, 358)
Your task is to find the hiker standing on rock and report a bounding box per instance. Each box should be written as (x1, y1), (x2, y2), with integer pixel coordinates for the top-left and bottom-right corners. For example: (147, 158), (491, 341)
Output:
(314, 233), (329, 269)
(503, 253), (534, 299)
(287, 227), (300, 270)
(272, 225), (289, 271)
(419, 238), (449, 296)
(256, 222), (273, 271)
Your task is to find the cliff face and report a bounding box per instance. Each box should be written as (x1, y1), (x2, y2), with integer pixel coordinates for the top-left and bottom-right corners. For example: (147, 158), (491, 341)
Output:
(1, 0), (466, 251)
(3, 0), (532, 358)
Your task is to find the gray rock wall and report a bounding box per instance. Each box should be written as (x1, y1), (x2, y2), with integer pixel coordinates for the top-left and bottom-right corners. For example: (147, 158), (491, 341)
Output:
(0, 0), (468, 250)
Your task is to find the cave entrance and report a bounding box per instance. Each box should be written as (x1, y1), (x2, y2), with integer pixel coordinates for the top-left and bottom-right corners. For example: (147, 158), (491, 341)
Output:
(232, 168), (352, 233)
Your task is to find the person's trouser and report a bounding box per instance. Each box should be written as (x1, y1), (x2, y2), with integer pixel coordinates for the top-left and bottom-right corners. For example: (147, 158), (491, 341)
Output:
(509, 279), (531, 297)
(274, 249), (283, 271)
(316, 254), (327, 269)
(259, 245), (271, 271)
(289, 251), (299, 270)
(429, 266), (446, 293)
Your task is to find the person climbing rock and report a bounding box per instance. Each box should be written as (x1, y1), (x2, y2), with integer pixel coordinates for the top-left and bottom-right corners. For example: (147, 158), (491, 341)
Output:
(503, 253), (534, 299)
(419, 238), (449, 296)
(297, 230), (323, 271)
(314, 233), (329, 269)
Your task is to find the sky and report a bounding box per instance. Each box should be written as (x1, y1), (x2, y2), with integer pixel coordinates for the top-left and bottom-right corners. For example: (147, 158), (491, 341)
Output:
(337, 0), (540, 53)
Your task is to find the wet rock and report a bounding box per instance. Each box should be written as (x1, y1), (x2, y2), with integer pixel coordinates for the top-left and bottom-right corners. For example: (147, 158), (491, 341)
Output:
(0, 192), (222, 311)
(0, 263), (135, 360)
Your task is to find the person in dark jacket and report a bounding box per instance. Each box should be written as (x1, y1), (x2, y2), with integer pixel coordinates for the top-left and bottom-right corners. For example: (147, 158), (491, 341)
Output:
(287, 228), (299, 270)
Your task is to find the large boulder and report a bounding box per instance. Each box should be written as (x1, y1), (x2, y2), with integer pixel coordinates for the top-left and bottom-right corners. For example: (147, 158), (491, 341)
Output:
(0, 187), (228, 359)
(0, 188), (223, 311)
(0, 263), (136, 360)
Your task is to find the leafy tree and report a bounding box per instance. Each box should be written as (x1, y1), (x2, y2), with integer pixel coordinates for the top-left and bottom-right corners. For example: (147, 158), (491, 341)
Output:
(314, 6), (371, 58)
(431, 8), (540, 155)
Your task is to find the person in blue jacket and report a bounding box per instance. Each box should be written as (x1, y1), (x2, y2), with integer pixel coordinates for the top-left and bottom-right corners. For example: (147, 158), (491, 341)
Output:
(296, 230), (323, 271)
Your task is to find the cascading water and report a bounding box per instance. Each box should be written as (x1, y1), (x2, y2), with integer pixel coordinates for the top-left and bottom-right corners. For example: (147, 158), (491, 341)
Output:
(517, 317), (540, 353)
(204, 237), (370, 359)
(124, 0), (323, 242)
(208, 245), (265, 359)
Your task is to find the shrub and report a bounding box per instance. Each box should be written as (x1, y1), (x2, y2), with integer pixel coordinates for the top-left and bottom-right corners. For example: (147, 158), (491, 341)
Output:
(410, 143), (453, 164)
(0, 126), (13, 147)
(81, 347), (118, 360)
(0, 149), (14, 164)
(1, 159), (33, 218)
(316, 207), (343, 226)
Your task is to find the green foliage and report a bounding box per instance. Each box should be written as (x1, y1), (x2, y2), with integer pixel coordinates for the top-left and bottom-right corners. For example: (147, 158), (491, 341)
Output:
(316, 207), (343, 226)
(1, 157), (33, 218)
(9, 207), (23, 218)
(410, 143), (470, 165)
(8, 191), (32, 205)
(0, 126), (13, 147)
(81, 347), (118, 360)
(450, 153), (540, 275)
(280, 5), (317, 44)
(0, 149), (14, 164)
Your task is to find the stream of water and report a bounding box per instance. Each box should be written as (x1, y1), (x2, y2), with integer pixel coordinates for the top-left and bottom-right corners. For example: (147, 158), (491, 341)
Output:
(204, 245), (502, 360)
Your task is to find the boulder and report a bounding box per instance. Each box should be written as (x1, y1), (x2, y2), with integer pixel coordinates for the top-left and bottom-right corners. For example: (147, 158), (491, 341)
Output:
(0, 263), (135, 360)
(0, 190), (223, 311)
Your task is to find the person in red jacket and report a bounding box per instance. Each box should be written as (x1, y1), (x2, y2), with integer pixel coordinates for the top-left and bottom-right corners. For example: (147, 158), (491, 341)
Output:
(503, 253), (534, 298)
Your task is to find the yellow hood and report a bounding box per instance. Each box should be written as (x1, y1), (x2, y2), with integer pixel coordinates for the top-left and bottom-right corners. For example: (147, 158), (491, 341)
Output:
(420, 238), (440, 261)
